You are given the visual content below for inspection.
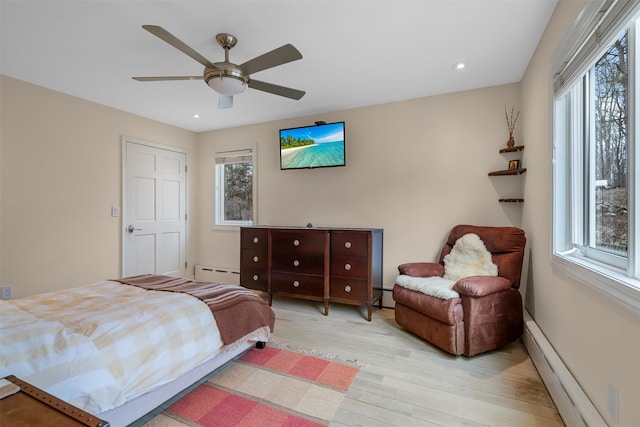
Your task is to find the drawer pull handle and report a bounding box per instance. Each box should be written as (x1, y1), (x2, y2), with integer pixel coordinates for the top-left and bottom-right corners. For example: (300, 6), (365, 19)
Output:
(293, 260), (300, 267)
(293, 280), (300, 287)
(253, 274), (258, 281)
(344, 241), (352, 249)
(293, 239), (300, 246)
(253, 237), (259, 244)
(344, 263), (352, 271)
(253, 256), (259, 262)
(344, 285), (352, 293)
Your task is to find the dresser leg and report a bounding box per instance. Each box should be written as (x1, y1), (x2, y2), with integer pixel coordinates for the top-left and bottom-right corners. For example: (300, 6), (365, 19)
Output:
(367, 303), (373, 321)
(323, 300), (329, 316)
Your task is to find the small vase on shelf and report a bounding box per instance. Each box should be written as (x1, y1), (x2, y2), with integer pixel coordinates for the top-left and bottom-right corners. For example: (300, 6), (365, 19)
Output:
(505, 105), (519, 149)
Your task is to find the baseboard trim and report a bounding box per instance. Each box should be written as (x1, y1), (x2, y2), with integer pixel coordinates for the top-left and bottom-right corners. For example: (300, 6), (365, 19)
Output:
(522, 311), (606, 427)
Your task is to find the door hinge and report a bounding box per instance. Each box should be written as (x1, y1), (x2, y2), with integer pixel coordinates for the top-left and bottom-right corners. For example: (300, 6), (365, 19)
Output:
(185, 165), (187, 173)
(185, 262), (188, 269)
(185, 213), (187, 221)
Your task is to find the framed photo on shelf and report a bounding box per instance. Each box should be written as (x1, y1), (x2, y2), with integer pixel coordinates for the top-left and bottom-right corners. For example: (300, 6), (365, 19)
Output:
(508, 160), (520, 170)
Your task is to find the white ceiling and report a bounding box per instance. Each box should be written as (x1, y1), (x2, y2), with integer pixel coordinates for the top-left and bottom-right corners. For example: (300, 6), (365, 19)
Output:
(0, 1), (557, 133)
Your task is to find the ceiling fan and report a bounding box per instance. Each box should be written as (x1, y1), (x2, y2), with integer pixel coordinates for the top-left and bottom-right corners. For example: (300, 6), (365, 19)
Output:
(132, 25), (305, 109)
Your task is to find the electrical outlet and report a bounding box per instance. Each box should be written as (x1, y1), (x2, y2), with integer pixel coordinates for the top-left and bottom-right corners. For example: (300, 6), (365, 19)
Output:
(608, 383), (619, 422)
(1, 286), (12, 300)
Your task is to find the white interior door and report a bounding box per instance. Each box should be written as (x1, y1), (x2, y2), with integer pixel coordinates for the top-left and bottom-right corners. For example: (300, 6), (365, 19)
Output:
(123, 139), (187, 277)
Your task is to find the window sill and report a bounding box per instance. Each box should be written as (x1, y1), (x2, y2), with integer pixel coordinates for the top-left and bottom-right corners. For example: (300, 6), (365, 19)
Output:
(551, 253), (640, 314)
(212, 221), (253, 231)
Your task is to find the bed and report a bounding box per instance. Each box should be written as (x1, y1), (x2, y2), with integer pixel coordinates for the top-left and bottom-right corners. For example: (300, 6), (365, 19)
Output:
(0, 274), (275, 427)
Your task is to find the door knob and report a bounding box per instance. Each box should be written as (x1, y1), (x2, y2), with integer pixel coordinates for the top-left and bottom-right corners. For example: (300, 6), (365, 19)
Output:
(127, 224), (142, 234)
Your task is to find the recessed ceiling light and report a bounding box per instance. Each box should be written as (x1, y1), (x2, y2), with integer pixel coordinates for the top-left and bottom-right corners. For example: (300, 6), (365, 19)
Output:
(454, 62), (466, 70)
(193, 114), (200, 118)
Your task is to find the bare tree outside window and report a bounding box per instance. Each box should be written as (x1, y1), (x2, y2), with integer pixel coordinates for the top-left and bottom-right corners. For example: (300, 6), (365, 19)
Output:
(593, 31), (628, 256)
(223, 162), (253, 221)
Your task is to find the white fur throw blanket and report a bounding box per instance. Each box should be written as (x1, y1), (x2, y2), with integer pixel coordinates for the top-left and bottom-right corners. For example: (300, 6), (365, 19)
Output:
(396, 233), (498, 300)
(443, 233), (498, 281)
(395, 275), (459, 299)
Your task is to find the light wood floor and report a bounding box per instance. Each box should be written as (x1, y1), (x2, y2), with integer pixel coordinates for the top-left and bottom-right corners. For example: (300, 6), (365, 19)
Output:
(269, 296), (564, 427)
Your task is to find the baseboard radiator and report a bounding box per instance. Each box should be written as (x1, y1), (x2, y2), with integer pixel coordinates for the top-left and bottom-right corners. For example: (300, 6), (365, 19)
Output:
(522, 311), (606, 426)
(194, 265), (240, 285)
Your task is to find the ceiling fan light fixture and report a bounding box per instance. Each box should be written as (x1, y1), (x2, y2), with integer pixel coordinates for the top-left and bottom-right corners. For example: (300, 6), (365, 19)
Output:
(206, 74), (247, 96)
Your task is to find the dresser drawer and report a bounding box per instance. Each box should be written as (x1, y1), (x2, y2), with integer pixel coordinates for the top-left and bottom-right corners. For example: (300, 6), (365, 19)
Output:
(240, 268), (268, 291)
(241, 248), (268, 269)
(330, 277), (368, 301)
(272, 252), (324, 275)
(331, 231), (369, 256)
(241, 228), (268, 249)
(271, 272), (324, 297)
(271, 231), (327, 254)
(330, 255), (368, 278)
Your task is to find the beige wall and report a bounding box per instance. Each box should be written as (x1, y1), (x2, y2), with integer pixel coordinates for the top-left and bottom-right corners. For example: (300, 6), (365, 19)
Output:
(195, 84), (522, 284)
(0, 76), (198, 297)
(520, 1), (640, 425)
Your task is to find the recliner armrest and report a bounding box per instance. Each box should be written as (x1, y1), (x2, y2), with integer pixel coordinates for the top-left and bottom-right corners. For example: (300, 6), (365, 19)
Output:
(453, 276), (512, 297)
(398, 262), (444, 278)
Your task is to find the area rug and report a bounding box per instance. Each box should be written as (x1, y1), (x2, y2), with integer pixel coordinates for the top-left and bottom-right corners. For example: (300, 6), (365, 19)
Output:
(145, 346), (360, 426)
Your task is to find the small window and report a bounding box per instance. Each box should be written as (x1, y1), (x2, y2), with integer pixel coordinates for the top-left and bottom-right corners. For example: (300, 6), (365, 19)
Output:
(214, 148), (255, 226)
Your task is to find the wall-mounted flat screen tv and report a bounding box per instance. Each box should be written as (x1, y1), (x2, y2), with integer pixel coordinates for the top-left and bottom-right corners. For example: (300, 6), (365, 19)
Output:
(280, 121), (345, 170)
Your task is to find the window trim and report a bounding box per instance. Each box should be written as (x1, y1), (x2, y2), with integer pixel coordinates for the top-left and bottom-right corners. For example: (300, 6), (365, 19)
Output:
(551, 253), (640, 314)
(213, 146), (257, 228)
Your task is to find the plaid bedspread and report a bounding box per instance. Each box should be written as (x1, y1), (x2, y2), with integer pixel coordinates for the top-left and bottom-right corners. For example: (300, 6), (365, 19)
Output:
(115, 274), (275, 345)
(0, 281), (232, 414)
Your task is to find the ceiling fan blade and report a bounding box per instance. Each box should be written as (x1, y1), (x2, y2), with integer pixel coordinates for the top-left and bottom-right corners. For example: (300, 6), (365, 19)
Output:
(239, 44), (302, 75)
(132, 76), (204, 81)
(218, 95), (233, 109)
(248, 79), (305, 100)
(142, 25), (217, 69)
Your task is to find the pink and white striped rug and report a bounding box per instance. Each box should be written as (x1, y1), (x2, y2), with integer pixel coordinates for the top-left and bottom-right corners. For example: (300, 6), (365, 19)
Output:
(145, 346), (360, 426)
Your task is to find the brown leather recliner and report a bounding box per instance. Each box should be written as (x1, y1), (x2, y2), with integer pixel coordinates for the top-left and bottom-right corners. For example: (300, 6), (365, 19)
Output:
(392, 225), (526, 356)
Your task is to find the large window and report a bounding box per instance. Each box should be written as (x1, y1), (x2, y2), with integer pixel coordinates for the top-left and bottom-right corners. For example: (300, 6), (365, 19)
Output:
(553, 0), (640, 312)
(214, 148), (255, 226)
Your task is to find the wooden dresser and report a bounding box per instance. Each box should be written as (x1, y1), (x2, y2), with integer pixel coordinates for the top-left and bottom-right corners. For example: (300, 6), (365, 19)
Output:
(240, 226), (383, 320)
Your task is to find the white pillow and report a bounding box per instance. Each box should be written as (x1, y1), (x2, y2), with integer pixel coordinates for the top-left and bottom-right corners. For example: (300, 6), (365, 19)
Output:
(443, 233), (497, 282)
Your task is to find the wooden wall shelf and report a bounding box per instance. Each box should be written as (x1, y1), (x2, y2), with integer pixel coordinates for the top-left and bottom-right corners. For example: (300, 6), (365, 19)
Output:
(499, 145), (525, 153)
(488, 168), (527, 176)
(490, 144), (526, 202)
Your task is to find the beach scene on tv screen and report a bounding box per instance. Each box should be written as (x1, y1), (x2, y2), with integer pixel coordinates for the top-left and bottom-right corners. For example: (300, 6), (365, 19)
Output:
(280, 122), (345, 169)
